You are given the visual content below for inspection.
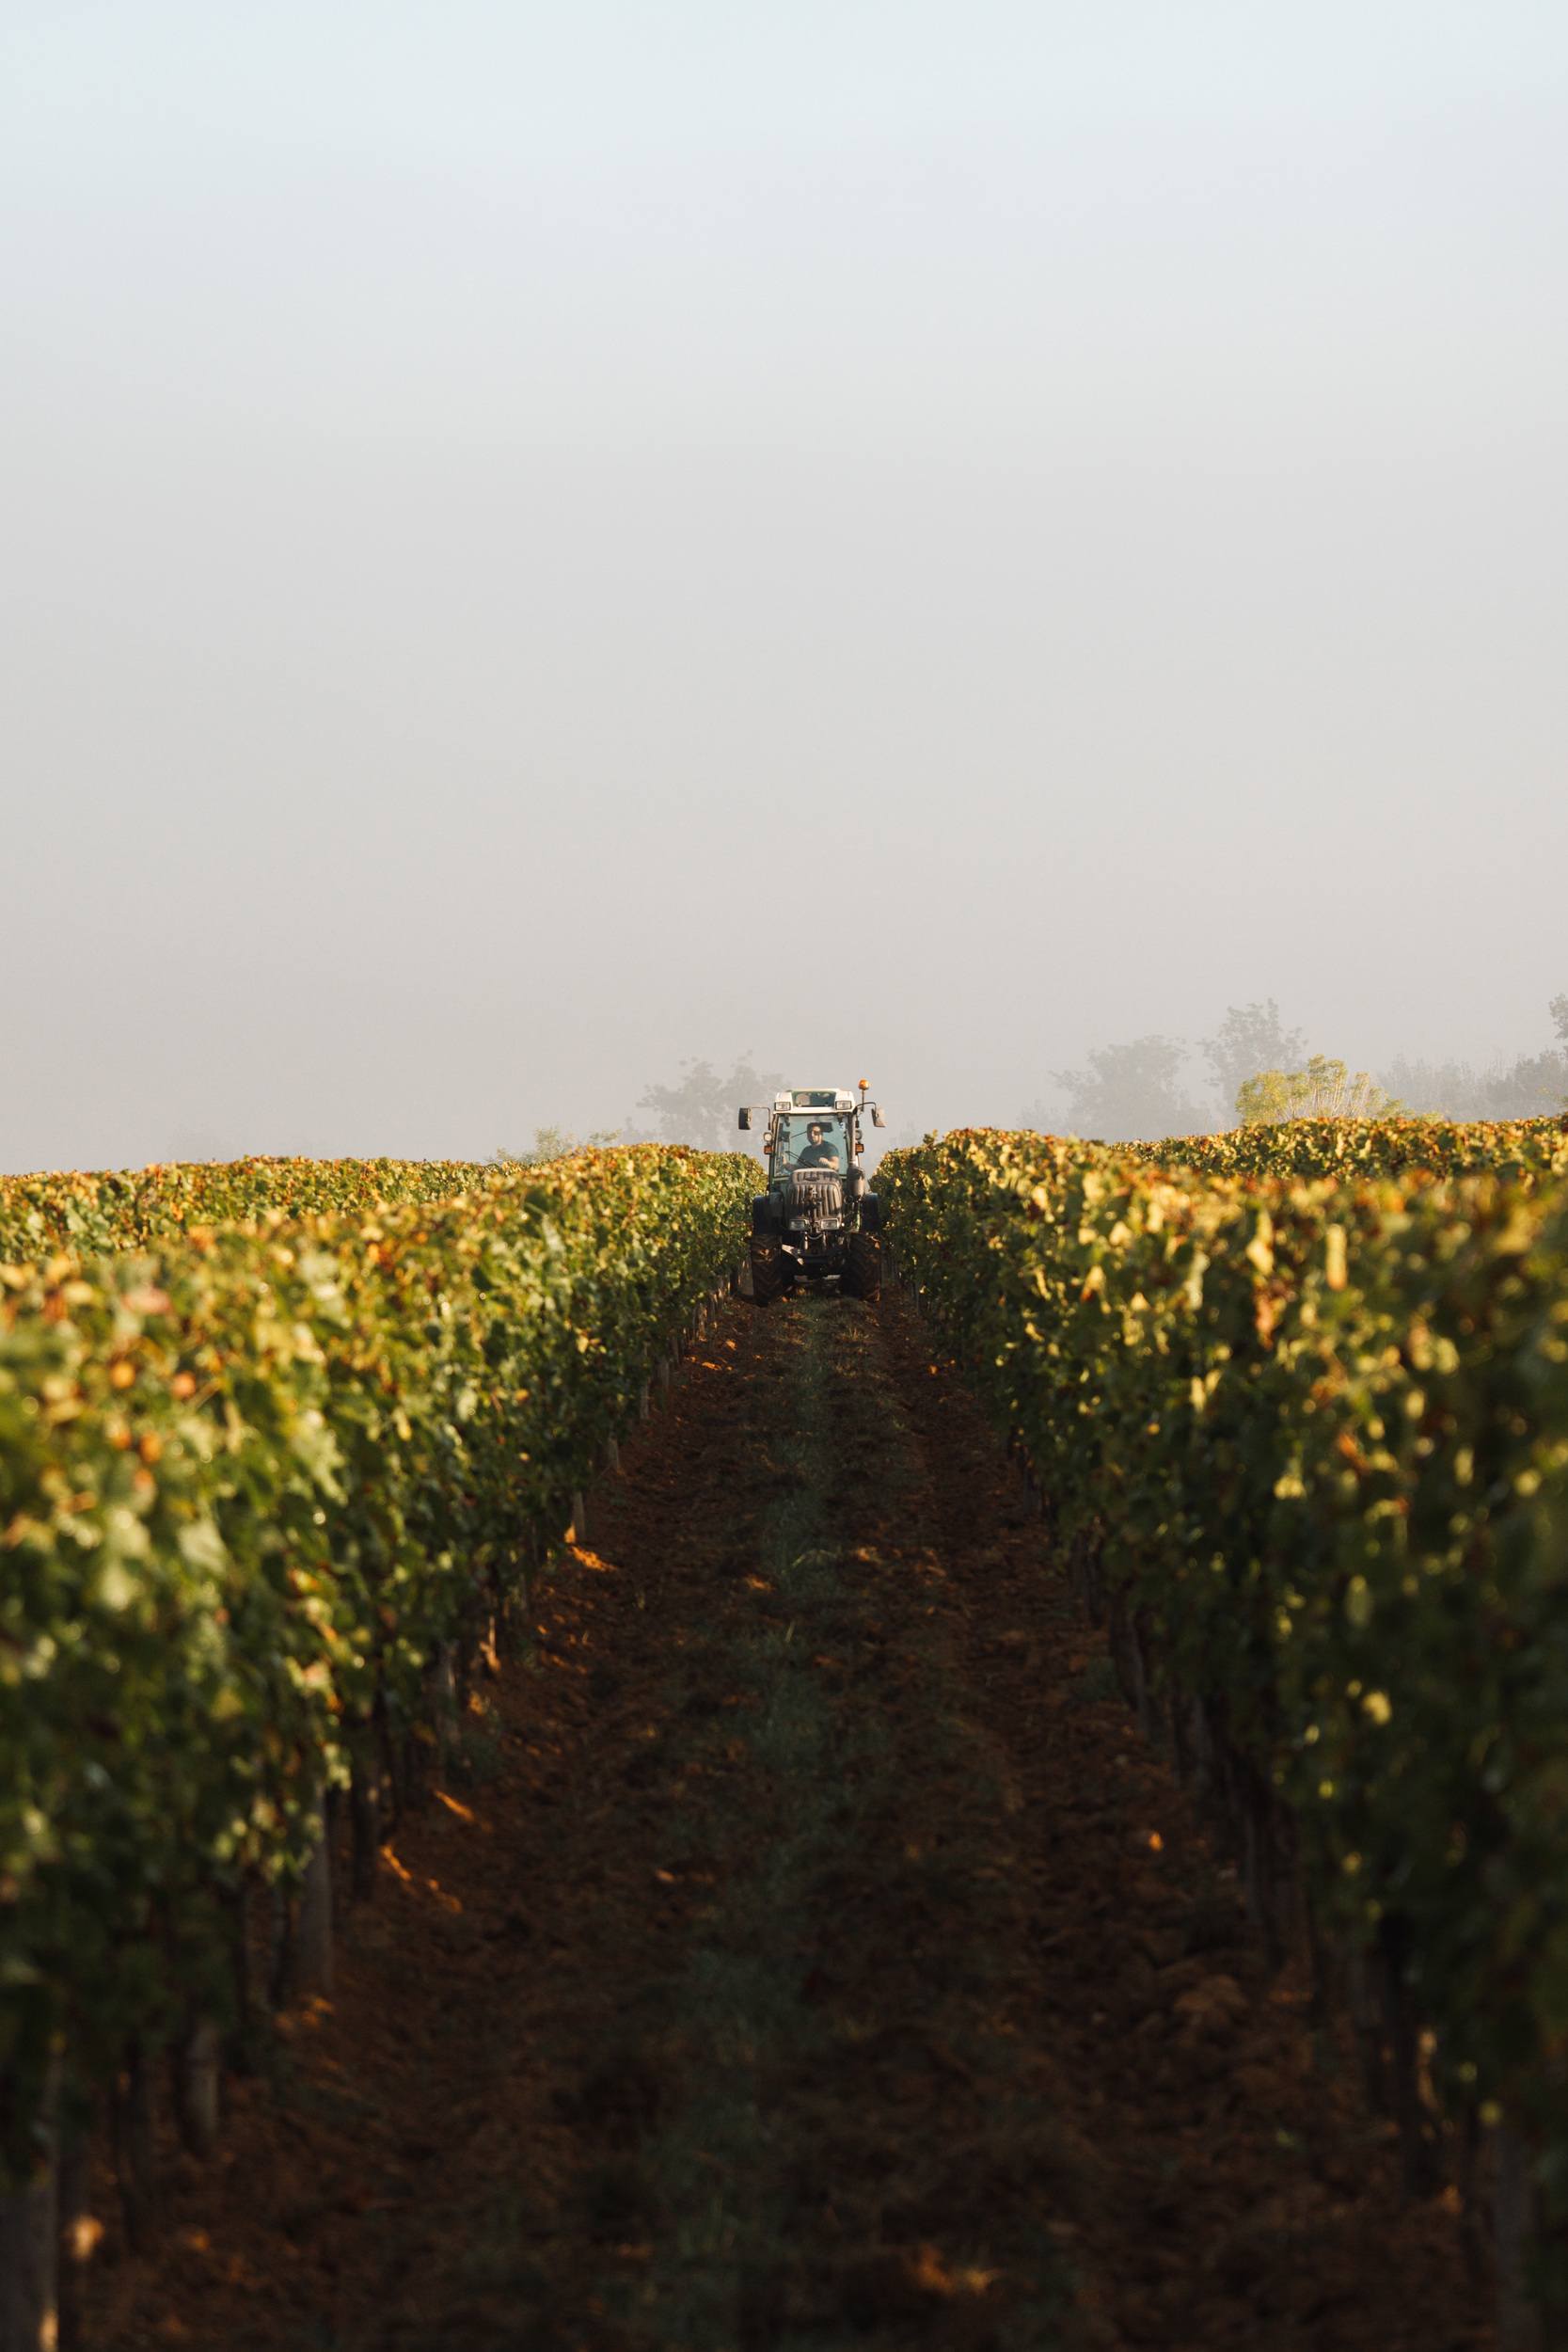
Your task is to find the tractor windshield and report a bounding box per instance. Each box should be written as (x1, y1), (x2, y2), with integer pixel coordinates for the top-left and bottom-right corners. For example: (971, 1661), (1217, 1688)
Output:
(775, 1113), (849, 1174)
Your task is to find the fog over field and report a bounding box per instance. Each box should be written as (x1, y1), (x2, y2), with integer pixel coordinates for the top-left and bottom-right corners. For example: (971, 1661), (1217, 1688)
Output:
(3, 1), (1565, 1169)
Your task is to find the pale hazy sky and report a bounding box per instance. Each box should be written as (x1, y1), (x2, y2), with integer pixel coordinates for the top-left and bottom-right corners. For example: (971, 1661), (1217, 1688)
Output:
(4, 1), (1565, 1168)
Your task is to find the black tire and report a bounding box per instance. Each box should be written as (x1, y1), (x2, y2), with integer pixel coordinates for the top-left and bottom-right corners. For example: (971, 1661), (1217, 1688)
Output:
(844, 1232), (881, 1302)
(750, 1237), (784, 1306)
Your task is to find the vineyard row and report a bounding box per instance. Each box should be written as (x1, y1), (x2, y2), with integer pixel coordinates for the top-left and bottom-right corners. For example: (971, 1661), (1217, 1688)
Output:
(877, 1121), (1568, 2330)
(0, 1147), (753, 2278)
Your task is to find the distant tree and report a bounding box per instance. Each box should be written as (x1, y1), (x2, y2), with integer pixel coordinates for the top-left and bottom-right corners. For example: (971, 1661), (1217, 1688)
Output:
(1484, 990), (1568, 1109)
(1237, 1055), (1399, 1124)
(1377, 1057), (1490, 1120)
(634, 1055), (784, 1151)
(1382, 995), (1568, 1118)
(1202, 1000), (1307, 1123)
(1046, 1035), (1206, 1142)
(1475, 1051), (1568, 1118)
(494, 1124), (619, 1167)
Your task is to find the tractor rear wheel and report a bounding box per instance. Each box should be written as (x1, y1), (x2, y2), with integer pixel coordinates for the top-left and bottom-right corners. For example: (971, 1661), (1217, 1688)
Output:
(844, 1232), (881, 1302)
(750, 1237), (784, 1306)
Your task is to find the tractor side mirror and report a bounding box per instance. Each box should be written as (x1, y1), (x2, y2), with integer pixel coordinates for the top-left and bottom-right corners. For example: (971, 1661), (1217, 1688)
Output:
(738, 1108), (752, 1130)
(872, 1107), (886, 1129)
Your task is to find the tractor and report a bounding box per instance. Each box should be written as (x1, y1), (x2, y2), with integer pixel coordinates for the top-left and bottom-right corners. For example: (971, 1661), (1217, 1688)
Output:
(737, 1082), (886, 1303)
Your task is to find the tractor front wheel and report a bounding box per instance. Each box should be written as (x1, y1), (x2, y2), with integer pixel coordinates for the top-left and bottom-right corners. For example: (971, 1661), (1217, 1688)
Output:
(750, 1237), (784, 1306)
(844, 1232), (882, 1302)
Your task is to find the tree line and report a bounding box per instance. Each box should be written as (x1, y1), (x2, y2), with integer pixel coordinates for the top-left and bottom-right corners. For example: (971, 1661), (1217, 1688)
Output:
(1022, 994), (1568, 1141)
(500, 1000), (1568, 1162)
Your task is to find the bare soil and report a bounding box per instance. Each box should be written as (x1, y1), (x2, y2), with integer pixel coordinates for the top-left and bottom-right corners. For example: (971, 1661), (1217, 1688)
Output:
(83, 1292), (1493, 2351)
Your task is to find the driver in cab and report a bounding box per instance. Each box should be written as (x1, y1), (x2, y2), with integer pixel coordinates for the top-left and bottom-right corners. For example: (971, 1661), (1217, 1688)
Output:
(795, 1120), (842, 1171)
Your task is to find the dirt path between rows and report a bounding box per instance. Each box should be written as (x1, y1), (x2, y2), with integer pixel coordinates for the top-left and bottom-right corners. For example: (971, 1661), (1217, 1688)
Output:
(87, 1294), (1492, 2351)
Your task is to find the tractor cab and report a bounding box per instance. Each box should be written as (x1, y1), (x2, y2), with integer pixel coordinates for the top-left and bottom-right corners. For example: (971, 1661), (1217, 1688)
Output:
(736, 1085), (886, 1301)
(768, 1095), (853, 1182)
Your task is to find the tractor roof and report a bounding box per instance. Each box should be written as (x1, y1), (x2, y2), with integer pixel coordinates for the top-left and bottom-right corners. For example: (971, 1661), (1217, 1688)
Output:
(773, 1089), (856, 1113)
